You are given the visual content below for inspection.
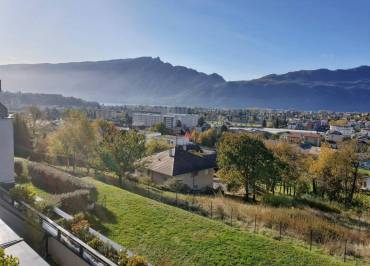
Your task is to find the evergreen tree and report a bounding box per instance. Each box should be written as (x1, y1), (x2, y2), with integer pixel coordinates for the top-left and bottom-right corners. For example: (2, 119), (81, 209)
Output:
(13, 113), (33, 158)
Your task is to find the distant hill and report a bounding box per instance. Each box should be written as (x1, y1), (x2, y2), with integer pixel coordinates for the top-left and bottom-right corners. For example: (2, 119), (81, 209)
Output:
(0, 57), (369, 111)
(0, 91), (99, 111)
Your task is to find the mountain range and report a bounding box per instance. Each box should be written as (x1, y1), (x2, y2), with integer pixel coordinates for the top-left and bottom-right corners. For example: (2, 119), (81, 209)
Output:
(0, 57), (369, 111)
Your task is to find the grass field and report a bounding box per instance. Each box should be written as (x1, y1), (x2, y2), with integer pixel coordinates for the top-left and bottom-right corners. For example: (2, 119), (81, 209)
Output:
(82, 177), (352, 266)
(360, 168), (370, 176)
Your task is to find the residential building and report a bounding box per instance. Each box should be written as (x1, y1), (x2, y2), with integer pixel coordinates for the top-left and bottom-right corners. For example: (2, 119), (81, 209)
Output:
(361, 176), (370, 191)
(163, 115), (174, 129)
(139, 145), (216, 191)
(325, 131), (345, 143)
(360, 128), (370, 136)
(173, 113), (199, 128)
(132, 112), (199, 129)
(329, 125), (354, 136)
(132, 113), (163, 127)
(0, 81), (14, 188)
(280, 132), (321, 146)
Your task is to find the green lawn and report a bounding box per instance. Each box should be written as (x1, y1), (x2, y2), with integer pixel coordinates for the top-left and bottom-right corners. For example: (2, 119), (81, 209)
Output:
(359, 168), (370, 176)
(82, 177), (351, 266)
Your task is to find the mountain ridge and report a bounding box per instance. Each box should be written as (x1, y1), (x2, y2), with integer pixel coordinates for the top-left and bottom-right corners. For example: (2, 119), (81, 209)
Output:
(0, 57), (369, 111)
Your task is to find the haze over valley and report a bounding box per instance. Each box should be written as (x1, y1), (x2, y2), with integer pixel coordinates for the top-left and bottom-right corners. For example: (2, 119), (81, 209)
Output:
(1, 57), (370, 111)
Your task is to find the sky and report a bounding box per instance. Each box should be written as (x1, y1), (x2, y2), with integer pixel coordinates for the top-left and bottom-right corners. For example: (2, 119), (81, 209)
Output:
(0, 0), (370, 80)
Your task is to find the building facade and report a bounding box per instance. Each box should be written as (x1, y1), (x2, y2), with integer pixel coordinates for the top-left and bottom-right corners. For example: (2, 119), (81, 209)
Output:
(133, 112), (199, 129)
(0, 82), (15, 187)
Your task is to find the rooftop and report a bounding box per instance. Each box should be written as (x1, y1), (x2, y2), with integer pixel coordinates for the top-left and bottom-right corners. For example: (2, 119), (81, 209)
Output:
(0, 219), (48, 265)
(144, 146), (216, 176)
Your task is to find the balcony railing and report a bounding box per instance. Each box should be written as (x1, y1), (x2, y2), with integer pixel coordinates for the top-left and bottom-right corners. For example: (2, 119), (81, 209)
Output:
(0, 186), (116, 266)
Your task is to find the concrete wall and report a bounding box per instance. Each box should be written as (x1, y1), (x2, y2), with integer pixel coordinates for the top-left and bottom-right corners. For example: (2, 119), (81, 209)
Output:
(0, 118), (15, 185)
(48, 237), (88, 266)
(177, 168), (214, 190)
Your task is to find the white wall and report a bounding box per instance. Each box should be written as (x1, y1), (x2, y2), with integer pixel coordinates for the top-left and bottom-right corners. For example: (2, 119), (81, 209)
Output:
(0, 119), (14, 185)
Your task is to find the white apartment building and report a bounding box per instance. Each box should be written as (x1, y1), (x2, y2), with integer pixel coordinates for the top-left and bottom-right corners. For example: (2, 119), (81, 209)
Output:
(133, 112), (199, 129)
(133, 113), (163, 127)
(173, 113), (199, 128)
(329, 125), (354, 136)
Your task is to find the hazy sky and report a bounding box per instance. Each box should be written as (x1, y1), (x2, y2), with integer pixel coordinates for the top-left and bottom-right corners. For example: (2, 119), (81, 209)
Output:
(1, 0), (370, 80)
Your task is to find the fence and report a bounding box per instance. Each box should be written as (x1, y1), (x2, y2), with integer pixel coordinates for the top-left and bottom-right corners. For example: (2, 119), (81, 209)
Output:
(27, 160), (370, 262)
(95, 175), (370, 263)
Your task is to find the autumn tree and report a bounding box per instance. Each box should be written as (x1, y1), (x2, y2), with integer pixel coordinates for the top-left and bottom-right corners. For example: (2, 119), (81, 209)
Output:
(27, 106), (42, 135)
(308, 141), (364, 203)
(217, 133), (275, 201)
(96, 127), (146, 185)
(47, 111), (96, 172)
(146, 139), (171, 155)
(191, 128), (219, 147)
(151, 123), (172, 135)
(266, 142), (305, 196)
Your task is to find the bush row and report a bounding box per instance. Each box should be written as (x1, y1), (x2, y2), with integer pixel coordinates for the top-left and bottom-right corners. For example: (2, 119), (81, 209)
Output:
(14, 158), (29, 183)
(27, 161), (97, 213)
(58, 189), (91, 213)
(28, 161), (96, 194)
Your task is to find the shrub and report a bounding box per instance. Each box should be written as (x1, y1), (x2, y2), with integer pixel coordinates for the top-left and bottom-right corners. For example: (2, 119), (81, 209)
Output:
(14, 159), (28, 183)
(87, 237), (104, 250)
(296, 195), (340, 214)
(9, 186), (35, 205)
(127, 256), (148, 266)
(27, 161), (97, 213)
(117, 250), (129, 266)
(262, 194), (295, 208)
(71, 219), (90, 240)
(35, 200), (57, 216)
(28, 161), (97, 194)
(58, 190), (91, 214)
(0, 248), (19, 266)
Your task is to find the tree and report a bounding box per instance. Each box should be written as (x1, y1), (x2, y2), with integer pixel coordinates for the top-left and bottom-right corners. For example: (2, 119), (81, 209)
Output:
(151, 123), (172, 135)
(337, 141), (364, 204)
(47, 111), (97, 172)
(191, 128), (219, 147)
(27, 106), (42, 135)
(13, 113), (33, 158)
(217, 133), (275, 201)
(262, 119), (267, 128)
(220, 124), (228, 133)
(266, 142), (305, 196)
(197, 116), (205, 127)
(97, 129), (145, 185)
(308, 141), (365, 204)
(146, 139), (171, 155)
(309, 144), (340, 200)
(175, 119), (182, 128)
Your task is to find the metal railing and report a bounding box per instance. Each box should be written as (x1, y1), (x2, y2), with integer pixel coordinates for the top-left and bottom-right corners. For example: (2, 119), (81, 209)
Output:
(0, 186), (116, 266)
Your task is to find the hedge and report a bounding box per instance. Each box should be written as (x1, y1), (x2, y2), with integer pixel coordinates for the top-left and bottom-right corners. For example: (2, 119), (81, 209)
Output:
(27, 161), (97, 213)
(14, 158), (29, 183)
(58, 190), (91, 213)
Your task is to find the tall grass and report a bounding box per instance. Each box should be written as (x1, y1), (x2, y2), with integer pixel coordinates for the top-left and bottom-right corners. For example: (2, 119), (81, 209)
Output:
(193, 194), (370, 259)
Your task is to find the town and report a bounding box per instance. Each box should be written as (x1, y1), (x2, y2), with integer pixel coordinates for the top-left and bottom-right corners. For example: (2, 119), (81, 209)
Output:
(1, 1), (370, 265)
(0, 84), (369, 265)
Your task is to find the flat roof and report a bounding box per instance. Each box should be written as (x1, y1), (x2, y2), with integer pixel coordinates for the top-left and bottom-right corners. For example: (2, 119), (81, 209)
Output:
(0, 219), (49, 266)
